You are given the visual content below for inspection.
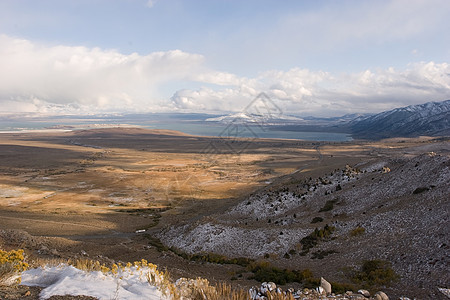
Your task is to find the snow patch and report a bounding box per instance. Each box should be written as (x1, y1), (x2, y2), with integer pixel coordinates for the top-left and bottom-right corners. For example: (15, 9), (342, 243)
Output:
(21, 265), (167, 300)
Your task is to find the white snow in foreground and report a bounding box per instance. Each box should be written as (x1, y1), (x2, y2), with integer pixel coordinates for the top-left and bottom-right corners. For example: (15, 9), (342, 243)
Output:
(21, 264), (168, 300)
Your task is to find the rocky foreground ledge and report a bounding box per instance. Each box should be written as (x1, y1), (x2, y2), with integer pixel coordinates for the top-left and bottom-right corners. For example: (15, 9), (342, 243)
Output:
(248, 278), (449, 300)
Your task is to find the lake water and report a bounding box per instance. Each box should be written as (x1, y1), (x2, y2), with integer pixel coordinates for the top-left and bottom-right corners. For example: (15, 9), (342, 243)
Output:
(0, 114), (352, 142)
(145, 122), (352, 141)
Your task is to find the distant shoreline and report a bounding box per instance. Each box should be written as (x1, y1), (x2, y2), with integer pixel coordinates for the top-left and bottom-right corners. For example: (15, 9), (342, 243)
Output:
(0, 123), (353, 142)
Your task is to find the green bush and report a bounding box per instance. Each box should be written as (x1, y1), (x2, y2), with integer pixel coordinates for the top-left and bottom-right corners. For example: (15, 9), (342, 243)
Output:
(413, 187), (429, 194)
(331, 281), (356, 293)
(248, 261), (317, 286)
(311, 249), (337, 259)
(350, 226), (365, 236)
(168, 248), (254, 267)
(350, 260), (399, 289)
(319, 200), (337, 212)
(300, 224), (336, 255)
(311, 217), (324, 223)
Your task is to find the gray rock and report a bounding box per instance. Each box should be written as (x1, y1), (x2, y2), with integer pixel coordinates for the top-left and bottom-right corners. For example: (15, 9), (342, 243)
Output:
(438, 288), (450, 298)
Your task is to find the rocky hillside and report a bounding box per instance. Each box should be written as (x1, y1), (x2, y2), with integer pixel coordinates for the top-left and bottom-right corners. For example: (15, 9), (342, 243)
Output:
(159, 142), (450, 298)
(350, 100), (450, 139)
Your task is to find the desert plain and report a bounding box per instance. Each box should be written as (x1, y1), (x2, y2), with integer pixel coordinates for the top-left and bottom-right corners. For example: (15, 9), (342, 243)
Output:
(0, 127), (448, 298)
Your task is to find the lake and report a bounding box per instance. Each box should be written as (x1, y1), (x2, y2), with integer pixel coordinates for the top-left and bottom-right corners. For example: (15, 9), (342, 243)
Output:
(0, 113), (353, 142)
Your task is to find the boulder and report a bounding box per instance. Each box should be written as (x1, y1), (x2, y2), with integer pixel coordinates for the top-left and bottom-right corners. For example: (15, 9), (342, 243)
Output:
(249, 287), (258, 299)
(316, 286), (325, 295)
(267, 282), (277, 291)
(374, 291), (389, 300)
(358, 289), (371, 297)
(438, 288), (450, 298)
(320, 277), (332, 294)
(260, 282), (268, 295)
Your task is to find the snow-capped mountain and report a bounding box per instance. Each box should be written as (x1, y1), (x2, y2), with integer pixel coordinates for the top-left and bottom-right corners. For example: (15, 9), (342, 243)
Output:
(205, 112), (303, 124)
(205, 100), (450, 139)
(350, 100), (450, 139)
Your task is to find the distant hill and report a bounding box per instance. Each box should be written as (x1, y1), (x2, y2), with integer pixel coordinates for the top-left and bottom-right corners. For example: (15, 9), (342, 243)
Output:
(205, 112), (304, 125)
(350, 100), (450, 139)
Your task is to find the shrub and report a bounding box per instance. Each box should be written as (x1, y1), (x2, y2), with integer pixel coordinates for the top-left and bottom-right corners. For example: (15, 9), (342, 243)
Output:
(168, 247), (254, 267)
(0, 249), (29, 285)
(350, 226), (365, 236)
(413, 187), (429, 194)
(319, 200), (337, 212)
(350, 260), (399, 289)
(144, 235), (169, 252)
(311, 217), (323, 224)
(299, 224), (336, 255)
(311, 249), (337, 259)
(248, 261), (316, 286)
(331, 281), (356, 294)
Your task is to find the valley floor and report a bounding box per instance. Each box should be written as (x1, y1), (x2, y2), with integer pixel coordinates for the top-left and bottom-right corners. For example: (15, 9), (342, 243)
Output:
(0, 128), (448, 299)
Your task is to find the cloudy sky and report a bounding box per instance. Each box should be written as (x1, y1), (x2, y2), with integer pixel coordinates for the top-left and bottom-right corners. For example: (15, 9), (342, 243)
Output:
(1, 0), (449, 116)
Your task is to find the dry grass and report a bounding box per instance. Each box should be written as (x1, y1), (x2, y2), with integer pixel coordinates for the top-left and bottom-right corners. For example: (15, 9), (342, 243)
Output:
(173, 278), (249, 300)
(350, 226), (365, 237)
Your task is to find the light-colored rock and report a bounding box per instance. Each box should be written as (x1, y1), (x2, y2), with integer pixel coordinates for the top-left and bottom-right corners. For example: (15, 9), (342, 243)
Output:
(316, 286), (325, 295)
(267, 282), (276, 291)
(438, 288), (450, 298)
(358, 289), (371, 297)
(374, 291), (389, 300)
(320, 277), (332, 294)
(260, 282), (268, 295)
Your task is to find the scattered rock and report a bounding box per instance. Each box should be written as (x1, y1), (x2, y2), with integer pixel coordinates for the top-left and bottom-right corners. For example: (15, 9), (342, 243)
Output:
(374, 291), (389, 300)
(320, 277), (332, 295)
(438, 287), (450, 298)
(358, 289), (370, 297)
(316, 286), (325, 294)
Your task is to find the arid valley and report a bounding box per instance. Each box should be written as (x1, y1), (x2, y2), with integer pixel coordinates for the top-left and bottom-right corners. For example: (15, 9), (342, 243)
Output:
(0, 128), (448, 299)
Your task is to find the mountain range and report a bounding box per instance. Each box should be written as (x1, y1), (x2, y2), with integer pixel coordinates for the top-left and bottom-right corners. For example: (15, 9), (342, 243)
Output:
(350, 100), (450, 139)
(206, 100), (450, 139)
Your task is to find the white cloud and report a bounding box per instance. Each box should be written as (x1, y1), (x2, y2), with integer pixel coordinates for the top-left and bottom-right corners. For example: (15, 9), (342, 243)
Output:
(0, 35), (204, 113)
(171, 62), (450, 116)
(1, 35), (449, 116)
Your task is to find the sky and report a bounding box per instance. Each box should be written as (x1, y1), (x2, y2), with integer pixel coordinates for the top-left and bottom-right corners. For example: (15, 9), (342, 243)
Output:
(0, 0), (450, 117)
